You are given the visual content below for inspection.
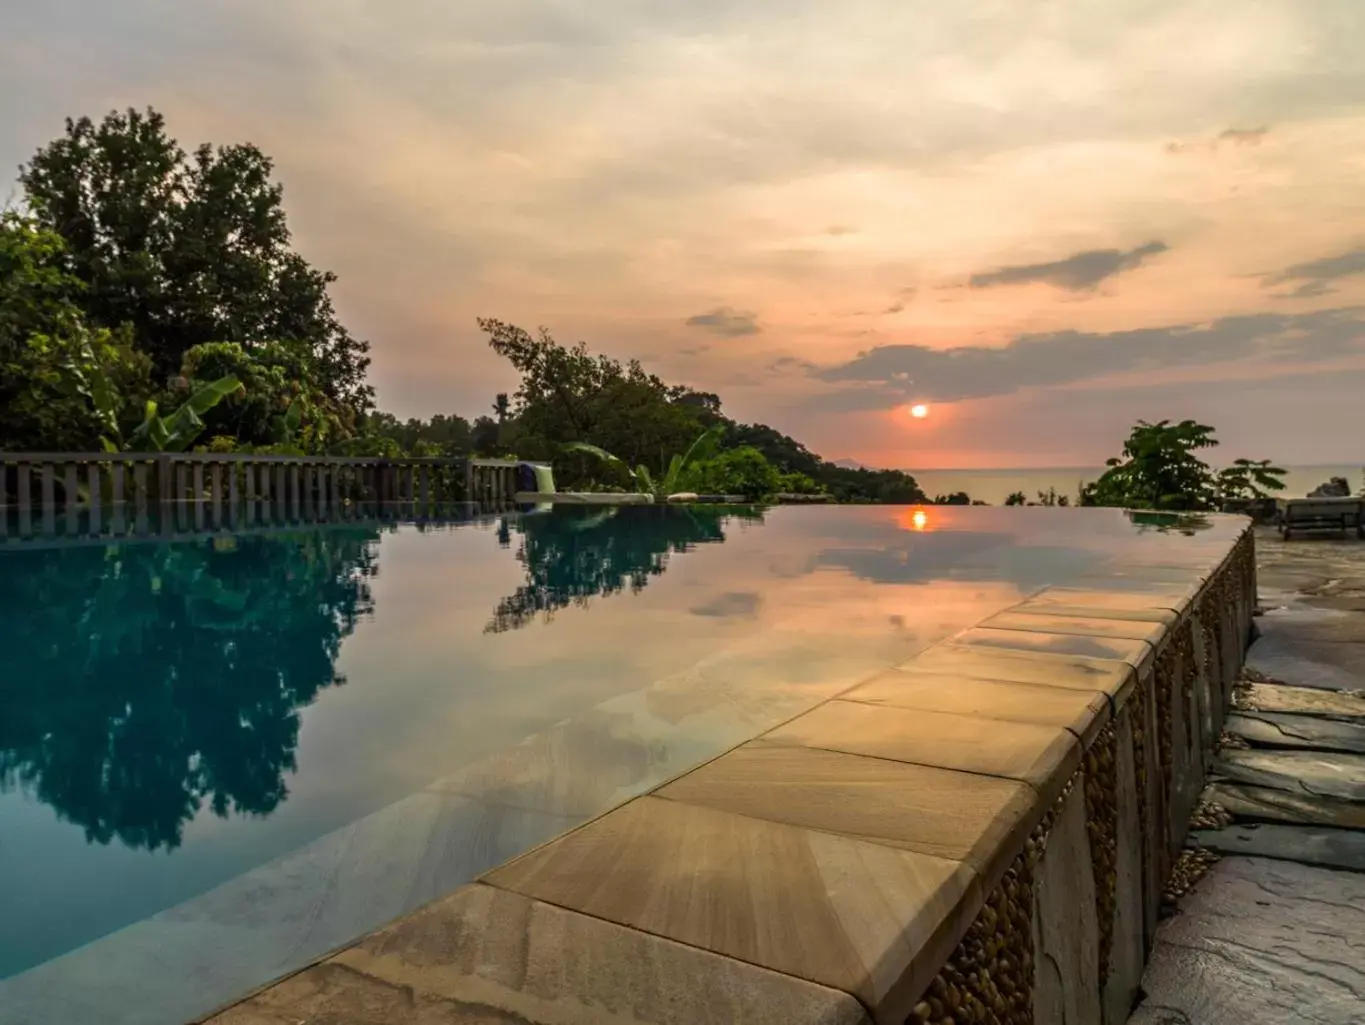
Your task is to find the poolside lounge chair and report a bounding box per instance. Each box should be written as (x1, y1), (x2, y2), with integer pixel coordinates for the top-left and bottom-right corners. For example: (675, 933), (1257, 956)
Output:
(511, 462), (652, 505)
(1276, 496), (1365, 540)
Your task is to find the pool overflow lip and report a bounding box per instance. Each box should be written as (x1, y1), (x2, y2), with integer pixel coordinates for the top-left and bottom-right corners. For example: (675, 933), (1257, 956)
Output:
(197, 518), (1255, 1025)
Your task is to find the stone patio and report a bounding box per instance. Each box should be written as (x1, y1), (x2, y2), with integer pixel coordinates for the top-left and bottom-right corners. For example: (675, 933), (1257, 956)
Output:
(1128, 528), (1365, 1025)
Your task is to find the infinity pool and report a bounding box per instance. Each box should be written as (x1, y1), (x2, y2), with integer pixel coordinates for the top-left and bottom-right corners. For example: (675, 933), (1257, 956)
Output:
(0, 503), (1239, 1025)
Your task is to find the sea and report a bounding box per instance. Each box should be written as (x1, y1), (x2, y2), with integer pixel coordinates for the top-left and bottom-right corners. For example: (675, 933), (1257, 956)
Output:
(907, 464), (1364, 507)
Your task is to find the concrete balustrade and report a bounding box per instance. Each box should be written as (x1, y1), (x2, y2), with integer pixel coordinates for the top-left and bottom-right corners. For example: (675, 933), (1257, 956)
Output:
(0, 452), (502, 540)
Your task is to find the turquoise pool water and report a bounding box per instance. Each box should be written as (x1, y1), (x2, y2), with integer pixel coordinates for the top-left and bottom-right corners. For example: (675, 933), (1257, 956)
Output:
(0, 503), (1240, 1024)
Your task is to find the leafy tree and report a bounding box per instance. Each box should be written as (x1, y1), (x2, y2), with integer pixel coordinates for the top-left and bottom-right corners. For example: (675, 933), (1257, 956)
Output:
(934, 491), (972, 506)
(470, 415), (504, 456)
(0, 212), (154, 451)
(479, 318), (707, 479)
(690, 446), (782, 499)
(180, 341), (349, 453)
(1004, 491), (1027, 506)
(360, 411), (472, 456)
(481, 318), (925, 503)
(1036, 487), (1071, 507)
(1081, 419), (1219, 511)
(60, 331), (243, 452)
(19, 107), (372, 419)
(777, 471), (822, 494)
(1216, 458), (1287, 502)
(564, 424), (727, 498)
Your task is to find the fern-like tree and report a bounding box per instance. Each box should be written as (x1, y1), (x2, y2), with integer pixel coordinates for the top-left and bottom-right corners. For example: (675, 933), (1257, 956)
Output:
(1081, 419), (1219, 511)
(1216, 458), (1287, 502)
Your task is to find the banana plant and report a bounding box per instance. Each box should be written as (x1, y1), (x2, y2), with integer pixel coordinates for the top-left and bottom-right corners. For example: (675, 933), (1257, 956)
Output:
(63, 332), (243, 452)
(563, 424), (726, 497)
(126, 375), (245, 452)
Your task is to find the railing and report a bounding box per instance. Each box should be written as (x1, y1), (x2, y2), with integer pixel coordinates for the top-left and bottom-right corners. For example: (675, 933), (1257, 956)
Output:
(466, 457), (523, 503)
(0, 452), (528, 542)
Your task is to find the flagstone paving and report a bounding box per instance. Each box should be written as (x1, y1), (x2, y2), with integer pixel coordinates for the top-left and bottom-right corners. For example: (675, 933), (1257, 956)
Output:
(1128, 528), (1365, 1025)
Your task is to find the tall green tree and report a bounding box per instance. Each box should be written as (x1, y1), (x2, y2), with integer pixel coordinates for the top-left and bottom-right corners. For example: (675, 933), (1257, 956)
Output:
(0, 212), (153, 451)
(1082, 419), (1219, 511)
(19, 107), (372, 420)
(479, 318), (706, 478)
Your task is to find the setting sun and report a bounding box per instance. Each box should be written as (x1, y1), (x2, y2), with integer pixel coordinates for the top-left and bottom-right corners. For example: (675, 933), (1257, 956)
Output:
(909, 404), (930, 419)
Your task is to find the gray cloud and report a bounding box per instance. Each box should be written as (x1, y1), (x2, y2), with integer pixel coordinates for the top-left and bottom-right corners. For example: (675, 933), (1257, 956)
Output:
(969, 241), (1169, 292)
(808, 306), (1365, 411)
(685, 306), (761, 336)
(1217, 126), (1269, 145)
(1263, 246), (1365, 299)
(1167, 126), (1271, 154)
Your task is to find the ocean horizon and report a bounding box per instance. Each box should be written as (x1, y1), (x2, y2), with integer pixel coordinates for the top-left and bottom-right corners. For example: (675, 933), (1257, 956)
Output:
(903, 463), (1364, 507)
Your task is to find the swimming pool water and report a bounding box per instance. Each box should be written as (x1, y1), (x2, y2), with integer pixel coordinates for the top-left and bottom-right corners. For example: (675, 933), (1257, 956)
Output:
(0, 503), (1240, 1024)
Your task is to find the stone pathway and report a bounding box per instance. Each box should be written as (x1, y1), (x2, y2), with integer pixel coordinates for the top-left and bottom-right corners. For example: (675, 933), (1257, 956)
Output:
(1128, 530), (1365, 1025)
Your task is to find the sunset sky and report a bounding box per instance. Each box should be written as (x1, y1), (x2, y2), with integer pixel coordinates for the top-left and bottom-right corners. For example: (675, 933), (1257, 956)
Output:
(4, 1), (1364, 469)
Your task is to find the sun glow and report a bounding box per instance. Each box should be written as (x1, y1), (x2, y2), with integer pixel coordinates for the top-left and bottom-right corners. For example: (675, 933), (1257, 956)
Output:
(909, 404), (930, 419)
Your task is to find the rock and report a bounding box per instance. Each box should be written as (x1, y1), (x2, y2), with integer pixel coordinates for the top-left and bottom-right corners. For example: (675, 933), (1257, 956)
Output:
(1308, 476), (1352, 497)
(665, 492), (699, 503)
(1225, 711), (1365, 754)
(1133, 856), (1365, 1025)
(1244, 608), (1365, 692)
(1207, 782), (1365, 829)
(1189, 823), (1365, 872)
(1215, 749), (1365, 802)
(1237, 682), (1365, 719)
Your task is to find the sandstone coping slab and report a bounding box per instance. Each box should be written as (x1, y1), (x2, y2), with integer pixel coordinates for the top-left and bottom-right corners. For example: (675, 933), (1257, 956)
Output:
(842, 670), (1112, 748)
(977, 609), (1169, 649)
(953, 625), (1156, 674)
(655, 742), (1039, 895)
(1010, 587), (1184, 625)
(902, 642), (1139, 711)
(761, 699), (1082, 807)
(483, 795), (979, 1025)
(204, 882), (872, 1025)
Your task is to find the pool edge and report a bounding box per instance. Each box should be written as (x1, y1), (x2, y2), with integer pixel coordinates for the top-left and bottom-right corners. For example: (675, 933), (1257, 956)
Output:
(194, 519), (1256, 1025)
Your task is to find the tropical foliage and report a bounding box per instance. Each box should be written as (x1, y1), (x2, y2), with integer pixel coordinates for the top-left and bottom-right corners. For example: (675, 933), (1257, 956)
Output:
(3, 107), (930, 504)
(1215, 458), (1287, 502)
(478, 319), (927, 503)
(1080, 419), (1283, 512)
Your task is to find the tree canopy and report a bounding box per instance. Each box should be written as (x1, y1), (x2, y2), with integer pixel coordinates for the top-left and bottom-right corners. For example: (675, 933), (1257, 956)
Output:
(477, 317), (928, 502)
(19, 108), (373, 416)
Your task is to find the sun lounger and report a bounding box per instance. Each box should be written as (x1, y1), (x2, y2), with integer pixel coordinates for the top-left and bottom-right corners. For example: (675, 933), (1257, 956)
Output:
(1276, 496), (1365, 540)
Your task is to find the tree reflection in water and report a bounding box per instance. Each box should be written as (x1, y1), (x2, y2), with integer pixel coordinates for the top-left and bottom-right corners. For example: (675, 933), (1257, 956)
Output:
(0, 531), (380, 852)
(0, 506), (761, 853)
(485, 504), (765, 634)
